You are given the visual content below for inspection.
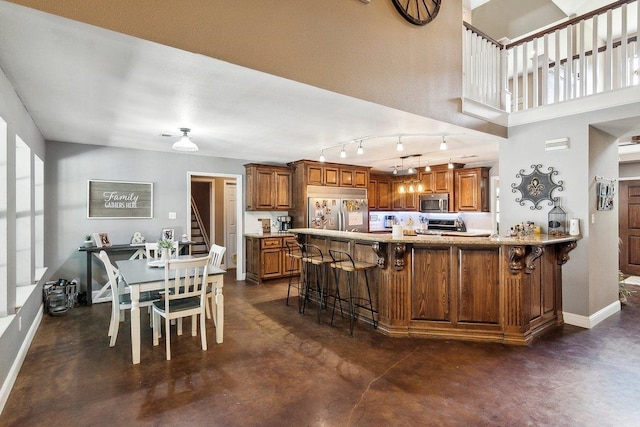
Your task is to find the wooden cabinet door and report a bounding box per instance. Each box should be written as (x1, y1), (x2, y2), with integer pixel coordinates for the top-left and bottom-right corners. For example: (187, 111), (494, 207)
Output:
(339, 169), (354, 187)
(404, 192), (417, 210)
(324, 167), (339, 186)
(274, 170), (292, 210)
(355, 170), (368, 188)
(457, 248), (500, 324)
(434, 169), (451, 193)
(391, 181), (404, 210)
(412, 247), (450, 321)
(261, 249), (282, 278)
(307, 165), (323, 185)
(255, 169), (275, 209)
(377, 180), (392, 210)
(368, 178), (378, 210)
(455, 168), (489, 212)
(419, 171), (435, 194)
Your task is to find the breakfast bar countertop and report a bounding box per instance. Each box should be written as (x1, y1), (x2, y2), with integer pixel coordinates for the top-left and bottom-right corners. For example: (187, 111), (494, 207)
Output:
(288, 228), (580, 246)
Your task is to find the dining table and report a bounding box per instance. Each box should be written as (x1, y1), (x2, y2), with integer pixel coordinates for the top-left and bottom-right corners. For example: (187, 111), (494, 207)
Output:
(116, 256), (225, 364)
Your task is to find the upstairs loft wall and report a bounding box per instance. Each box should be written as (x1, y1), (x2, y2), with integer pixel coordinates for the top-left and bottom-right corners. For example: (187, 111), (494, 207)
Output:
(7, 0), (505, 138)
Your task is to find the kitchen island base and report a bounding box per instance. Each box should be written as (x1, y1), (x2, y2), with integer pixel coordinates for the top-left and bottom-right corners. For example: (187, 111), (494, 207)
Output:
(291, 229), (578, 345)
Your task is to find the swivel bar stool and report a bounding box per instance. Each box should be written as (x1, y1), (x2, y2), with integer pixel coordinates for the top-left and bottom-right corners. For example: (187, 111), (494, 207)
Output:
(284, 239), (303, 307)
(328, 249), (378, 336)
(300, 243), (331, 323)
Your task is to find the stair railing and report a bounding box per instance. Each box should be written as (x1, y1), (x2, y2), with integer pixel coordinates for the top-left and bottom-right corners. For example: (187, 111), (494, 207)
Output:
(190, 196), (210, 252)
(464, 0), (640, 113)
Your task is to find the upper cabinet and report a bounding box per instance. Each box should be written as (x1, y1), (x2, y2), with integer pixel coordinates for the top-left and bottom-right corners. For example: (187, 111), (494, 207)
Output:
(454, 167), (490, 212)
(245, 164), (293, 211)
(289, 160), (369, 188)
(369, 174), (392, 211)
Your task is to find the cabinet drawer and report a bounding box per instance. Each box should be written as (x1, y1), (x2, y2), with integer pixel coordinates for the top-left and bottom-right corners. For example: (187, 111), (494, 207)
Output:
(261, 237), (282, 249)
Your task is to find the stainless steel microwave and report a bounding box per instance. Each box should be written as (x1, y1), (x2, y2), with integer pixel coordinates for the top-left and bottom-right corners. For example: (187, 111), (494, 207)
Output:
(419, 193), (449, 213)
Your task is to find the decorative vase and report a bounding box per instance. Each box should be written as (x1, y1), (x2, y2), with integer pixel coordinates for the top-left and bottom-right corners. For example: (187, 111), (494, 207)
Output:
(161, 248), (170, 261)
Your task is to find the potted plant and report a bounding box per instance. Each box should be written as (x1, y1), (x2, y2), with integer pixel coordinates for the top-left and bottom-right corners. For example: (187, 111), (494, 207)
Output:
(619, 270), (636, 305)
(83, 234), (93, 248)
(157, 238), (174, 261)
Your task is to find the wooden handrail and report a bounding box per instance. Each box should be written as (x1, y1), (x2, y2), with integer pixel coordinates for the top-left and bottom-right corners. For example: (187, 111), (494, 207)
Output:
(506, 0), (636, 49)
(190, 196), (210, 251)
(463, 21), (503, 48)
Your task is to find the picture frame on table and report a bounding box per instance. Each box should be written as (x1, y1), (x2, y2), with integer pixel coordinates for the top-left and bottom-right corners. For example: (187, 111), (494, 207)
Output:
(162, 228), (175, 241)
(93, 232), (111, 248)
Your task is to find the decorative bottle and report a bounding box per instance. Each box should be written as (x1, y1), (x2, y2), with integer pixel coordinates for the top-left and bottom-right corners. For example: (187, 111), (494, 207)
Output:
(548, 198), (567, 235)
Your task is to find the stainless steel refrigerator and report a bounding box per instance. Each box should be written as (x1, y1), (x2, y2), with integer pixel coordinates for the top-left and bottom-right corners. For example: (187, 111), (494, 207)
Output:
(307, 186), (368, 232)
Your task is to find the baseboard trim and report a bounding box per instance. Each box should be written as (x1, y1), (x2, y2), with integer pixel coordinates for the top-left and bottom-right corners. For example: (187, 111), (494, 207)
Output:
(0, 305), (43, 415)
(563, 300), (621, 329)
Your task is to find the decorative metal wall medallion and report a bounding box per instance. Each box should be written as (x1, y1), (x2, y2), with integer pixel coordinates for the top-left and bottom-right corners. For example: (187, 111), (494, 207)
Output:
(511, 164), (564, 210)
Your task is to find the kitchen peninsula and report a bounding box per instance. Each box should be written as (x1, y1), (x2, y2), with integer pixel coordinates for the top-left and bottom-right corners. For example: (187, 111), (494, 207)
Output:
(289, 228), (579, 345)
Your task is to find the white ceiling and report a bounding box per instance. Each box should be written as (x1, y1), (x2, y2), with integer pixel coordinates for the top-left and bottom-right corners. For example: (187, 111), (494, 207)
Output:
(0, 2), (502, 174)
(0, 1), (638, 172)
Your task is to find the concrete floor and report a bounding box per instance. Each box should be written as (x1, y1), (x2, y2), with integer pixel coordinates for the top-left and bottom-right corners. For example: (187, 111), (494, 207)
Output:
(3, 274), (640, 426)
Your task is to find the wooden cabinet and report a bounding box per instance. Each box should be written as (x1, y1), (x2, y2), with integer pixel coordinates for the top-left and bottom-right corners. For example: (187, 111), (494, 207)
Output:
(369, 174), (392, 211)
(392, 181), (418, 211)
(245, 235), (300, 285)
(245, 164), (292, 211)
(307, 164), (339, 186)
(454, 167), (490, 212)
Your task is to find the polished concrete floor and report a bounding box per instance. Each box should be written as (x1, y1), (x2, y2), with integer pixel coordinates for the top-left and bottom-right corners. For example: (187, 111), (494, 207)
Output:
(3, 274), (640, 426)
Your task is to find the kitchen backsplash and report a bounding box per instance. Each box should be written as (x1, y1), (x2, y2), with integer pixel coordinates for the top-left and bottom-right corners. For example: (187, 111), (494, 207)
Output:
(245, 211), (290, 234)
(370, 211), (493, 232)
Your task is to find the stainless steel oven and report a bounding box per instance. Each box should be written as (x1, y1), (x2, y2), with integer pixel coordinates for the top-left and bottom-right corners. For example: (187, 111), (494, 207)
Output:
(419, 193), (449, 213)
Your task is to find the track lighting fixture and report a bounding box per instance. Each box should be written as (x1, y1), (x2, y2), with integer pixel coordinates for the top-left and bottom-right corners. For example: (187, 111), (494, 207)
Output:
(340, 145), (347, 158)
(172, 128), (198, 152)
(397, 137), (404, 152)
(448, 158), (454, 169)
(319, 150), (325, 162)
(393, 166), (398, 175)
(357, 140), (364, 155)
(440, 135), (447, 151)
(424, 161), (431, 172)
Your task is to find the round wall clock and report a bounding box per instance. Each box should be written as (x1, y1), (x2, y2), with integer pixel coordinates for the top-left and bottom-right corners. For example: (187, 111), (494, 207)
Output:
(391, 0), (442, 26)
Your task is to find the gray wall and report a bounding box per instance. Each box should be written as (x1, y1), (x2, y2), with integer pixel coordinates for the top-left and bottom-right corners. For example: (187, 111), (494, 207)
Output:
(0, 60), (46, 405)
(45, 141), (250, 293)
(501, 103), (636, 317)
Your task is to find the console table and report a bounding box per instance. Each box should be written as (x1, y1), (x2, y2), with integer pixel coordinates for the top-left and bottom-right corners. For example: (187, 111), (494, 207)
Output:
(78, 242), (194, 305)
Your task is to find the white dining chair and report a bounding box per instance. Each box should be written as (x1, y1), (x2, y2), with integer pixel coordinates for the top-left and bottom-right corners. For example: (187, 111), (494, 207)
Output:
(97, 250), (161, 347)
(206, 244), (226, 322)
(152, 255), (211, 360)
(145, 241), (179, 260)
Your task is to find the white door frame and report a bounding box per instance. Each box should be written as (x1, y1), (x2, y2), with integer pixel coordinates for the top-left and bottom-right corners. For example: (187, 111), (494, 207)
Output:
(187, 171), (244, 281)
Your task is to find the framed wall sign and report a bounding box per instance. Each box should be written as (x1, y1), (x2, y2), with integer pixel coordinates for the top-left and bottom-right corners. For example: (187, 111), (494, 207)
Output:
(88, 180), (153, 219)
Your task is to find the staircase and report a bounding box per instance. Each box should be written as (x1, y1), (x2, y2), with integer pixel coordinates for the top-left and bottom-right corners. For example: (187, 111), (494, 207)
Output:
(190, 196), (210, 256)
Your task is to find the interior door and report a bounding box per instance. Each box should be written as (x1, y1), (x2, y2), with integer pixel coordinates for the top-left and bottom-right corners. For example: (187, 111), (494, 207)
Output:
(619, 180), (640, 275)
(224, 180), (237, 269)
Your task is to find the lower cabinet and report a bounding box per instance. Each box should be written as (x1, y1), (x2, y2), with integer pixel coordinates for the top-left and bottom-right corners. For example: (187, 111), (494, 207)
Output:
(245, 235), (300, 285)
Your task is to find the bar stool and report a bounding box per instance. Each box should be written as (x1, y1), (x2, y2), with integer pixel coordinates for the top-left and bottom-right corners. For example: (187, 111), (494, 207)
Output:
(300, 244), (331, 323)
(328, 249), (378, 337)
(284, 240), (303, 307)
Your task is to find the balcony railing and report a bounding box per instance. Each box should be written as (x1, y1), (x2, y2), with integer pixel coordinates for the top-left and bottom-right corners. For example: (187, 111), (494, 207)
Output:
(463, 0), (640, 114)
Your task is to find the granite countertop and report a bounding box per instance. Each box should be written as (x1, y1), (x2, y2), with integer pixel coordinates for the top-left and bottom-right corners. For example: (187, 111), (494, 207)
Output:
(288, 228), (580, 246)
(244, 232), (296, 238)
